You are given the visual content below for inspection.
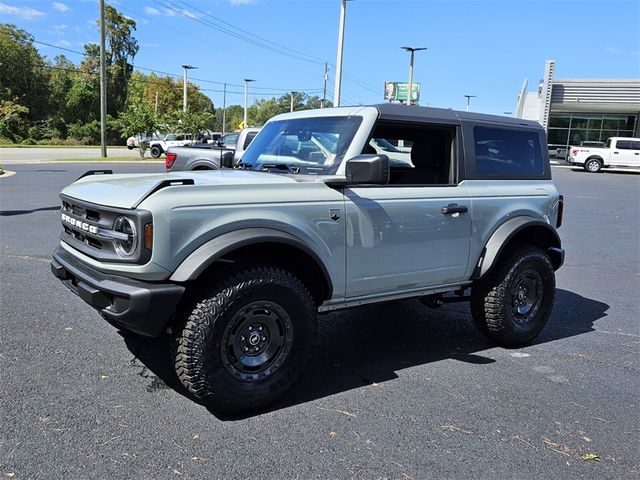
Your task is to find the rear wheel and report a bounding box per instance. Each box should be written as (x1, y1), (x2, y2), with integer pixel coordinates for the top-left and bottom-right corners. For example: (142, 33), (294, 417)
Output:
(172, 267), (316, 414)
(584, 158), (602, 173)
(471, 245), (555, 347)
(150, 145), (162, 158)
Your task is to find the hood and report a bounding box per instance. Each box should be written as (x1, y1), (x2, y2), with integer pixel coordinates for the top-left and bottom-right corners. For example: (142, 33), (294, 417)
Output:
(62, 169), (299, 209)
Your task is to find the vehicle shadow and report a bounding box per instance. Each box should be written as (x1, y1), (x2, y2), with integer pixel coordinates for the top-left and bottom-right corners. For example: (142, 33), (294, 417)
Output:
(121, 288), (608, 420)
(0, 205), (61, 216)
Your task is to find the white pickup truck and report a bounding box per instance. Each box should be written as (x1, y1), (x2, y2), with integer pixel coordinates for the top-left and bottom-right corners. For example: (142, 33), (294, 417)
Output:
(567, 137), (640, 172)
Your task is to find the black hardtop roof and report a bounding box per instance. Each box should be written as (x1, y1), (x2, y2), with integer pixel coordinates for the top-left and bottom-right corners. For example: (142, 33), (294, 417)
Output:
(372, 103), (542, 129)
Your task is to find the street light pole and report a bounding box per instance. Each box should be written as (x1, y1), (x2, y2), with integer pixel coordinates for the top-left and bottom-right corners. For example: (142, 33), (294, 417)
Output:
(333, 0), (352, 107)
(464, 94), (476, 112)
(222, 83), (227, 136)
(401, 47), (427, 106)
(182, 65), (197, 112)
(243, 79), (255, 127)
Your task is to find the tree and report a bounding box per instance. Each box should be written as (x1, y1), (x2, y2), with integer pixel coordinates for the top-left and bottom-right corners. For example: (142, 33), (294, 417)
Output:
(116, 104), (161, 157)
(0, 100), (29, 142)
(164, 109), (214, 141)
(0, 24), (50, 132)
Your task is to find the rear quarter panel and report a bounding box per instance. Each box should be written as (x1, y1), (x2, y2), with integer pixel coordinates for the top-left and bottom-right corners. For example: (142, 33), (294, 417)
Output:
(465, 180), (561, 277)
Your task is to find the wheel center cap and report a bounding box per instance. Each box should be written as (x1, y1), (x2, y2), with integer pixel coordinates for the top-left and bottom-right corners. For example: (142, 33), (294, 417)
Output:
(248, 333), (261, 346)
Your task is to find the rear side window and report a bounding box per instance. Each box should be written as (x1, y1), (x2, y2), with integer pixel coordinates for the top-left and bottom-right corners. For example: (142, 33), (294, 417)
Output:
(474, 126), (544, 176)
(615, 140), (640, 150)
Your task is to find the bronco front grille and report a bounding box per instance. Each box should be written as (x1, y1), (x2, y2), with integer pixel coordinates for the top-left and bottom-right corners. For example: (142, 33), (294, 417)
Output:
(59, 195), (152, 264)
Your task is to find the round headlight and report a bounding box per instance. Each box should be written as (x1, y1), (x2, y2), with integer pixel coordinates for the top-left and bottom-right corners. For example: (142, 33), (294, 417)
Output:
(113, 216), (137, 257)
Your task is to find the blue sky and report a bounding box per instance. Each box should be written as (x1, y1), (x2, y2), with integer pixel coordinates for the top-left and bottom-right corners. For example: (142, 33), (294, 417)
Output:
(2, 0), (639, 115)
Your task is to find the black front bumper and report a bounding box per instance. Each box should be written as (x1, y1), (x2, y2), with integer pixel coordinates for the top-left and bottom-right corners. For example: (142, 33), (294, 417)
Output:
(51, 246), (184, 337)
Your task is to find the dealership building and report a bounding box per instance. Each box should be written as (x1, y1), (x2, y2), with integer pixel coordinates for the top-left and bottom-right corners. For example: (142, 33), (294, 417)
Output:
(515, 60), (640, 150)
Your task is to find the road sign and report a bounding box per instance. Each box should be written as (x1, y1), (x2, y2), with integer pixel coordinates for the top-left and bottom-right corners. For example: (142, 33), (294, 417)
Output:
(384, 81), (421, 102)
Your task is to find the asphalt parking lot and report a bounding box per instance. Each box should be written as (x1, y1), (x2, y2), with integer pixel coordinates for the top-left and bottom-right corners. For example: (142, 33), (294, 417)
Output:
(1, 162), (638, 479)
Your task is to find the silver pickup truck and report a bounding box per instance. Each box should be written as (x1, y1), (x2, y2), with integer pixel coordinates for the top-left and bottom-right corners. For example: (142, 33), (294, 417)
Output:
(51, 104), (564, 414)
(165, 127), (261, 171)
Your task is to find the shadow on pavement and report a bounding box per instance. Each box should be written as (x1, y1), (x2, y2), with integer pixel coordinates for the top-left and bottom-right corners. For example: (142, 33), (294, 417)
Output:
(0, 205), (60, 216)
(121, 288), (608, 420)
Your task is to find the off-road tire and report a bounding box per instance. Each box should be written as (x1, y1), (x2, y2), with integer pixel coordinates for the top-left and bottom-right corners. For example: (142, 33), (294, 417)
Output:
(150, 145), (162, 158)
(584, 158), (602, 173)
(172, 267), (316, 414)
(471, 245), (555, 347)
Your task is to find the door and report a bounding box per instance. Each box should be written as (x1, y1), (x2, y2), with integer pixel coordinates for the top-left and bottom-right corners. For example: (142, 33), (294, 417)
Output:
(613, 139), (640, 166)
(344, 184), (471, 298)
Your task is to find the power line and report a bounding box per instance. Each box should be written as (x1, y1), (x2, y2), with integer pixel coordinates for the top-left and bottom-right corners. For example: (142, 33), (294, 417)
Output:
(155, 0), (323, 66)
(171, 0), (325, 65)
(152, 0), (382, 99)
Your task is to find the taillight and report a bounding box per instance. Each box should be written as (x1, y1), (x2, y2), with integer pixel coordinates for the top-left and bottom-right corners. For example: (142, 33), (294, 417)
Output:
(166, 152), (177, 170)
(571, 149), (578, 156)
(556, 195), (564, 228)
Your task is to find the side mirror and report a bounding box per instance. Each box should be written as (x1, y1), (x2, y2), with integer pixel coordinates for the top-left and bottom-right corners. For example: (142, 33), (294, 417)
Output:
(345, 154), (390, 185)
(216, 140), (225, 147)
(221, 151), (234, 168)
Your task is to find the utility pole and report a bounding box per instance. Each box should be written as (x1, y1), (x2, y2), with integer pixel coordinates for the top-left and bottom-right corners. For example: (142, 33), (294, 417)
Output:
(154, 90), (159, 116)
(99, 0), (107, 157)
(290, 92), (297, 112)
(322, 62), (328, 108)
(182, 65), (197, 112)
(222, 83), (227, 136)
(333, 0), (351, 107)
(464, 94), (476, 112)
(401, 46), (427, 106)
(243, 79), (255, 128)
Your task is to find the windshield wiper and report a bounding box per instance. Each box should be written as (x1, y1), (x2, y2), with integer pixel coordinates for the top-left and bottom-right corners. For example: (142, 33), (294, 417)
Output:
(259, 164), (300, 174)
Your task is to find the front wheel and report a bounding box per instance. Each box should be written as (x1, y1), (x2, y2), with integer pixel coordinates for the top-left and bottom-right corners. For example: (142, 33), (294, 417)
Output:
(172, 267), (316, 414)
(471, 245), (555, 347)
(584, 158), (602, 173)
(150, 145), (162, 158)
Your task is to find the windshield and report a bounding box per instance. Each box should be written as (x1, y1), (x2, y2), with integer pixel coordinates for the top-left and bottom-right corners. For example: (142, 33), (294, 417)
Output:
(240, 116), (362, 174)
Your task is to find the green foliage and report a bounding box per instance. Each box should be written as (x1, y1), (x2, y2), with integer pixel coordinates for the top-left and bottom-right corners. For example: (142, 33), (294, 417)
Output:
(164, 109), (214, 139)
(0, 100), (30, 142)
(0, 24), (50, 123)
(0, 12), (328, 146)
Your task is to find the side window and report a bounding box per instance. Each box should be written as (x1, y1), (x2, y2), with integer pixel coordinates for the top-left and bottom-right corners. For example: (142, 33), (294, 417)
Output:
(474, 126), (543, 176)
(369, 122), (456, 185)
(166, 134), (176, 141)
(243, 131), (258, 149)
(631, 141), (640, 150)
(616, 140), (632, 150)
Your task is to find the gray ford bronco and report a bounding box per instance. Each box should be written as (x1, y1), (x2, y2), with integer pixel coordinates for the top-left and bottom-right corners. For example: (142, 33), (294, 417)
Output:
(51, 104), (564, 414)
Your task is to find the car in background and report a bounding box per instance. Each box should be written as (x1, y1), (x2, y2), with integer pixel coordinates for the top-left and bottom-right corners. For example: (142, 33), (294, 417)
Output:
(567, 137), (640, 172)
(126, 134), (161, 150)
(149, 133), (195, 158)
(166, 127), (261, 172)
(547, 144), (568, 160)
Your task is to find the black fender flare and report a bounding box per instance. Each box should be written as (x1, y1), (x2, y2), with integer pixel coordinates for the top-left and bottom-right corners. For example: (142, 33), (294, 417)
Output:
(169, 228), (333, 294)
(473, 216), (563, 279)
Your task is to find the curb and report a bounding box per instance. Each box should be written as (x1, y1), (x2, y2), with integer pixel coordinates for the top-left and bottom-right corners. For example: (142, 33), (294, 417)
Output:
(551, 164), (640, 174)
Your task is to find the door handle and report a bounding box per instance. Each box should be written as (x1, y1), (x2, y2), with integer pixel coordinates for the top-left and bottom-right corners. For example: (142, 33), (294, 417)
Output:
(613, 151), (619, 154)
(442, 204), (468, 214)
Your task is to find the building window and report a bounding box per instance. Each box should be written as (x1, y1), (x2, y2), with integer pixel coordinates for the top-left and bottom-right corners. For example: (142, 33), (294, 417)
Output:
(547, 113), (637, 155)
